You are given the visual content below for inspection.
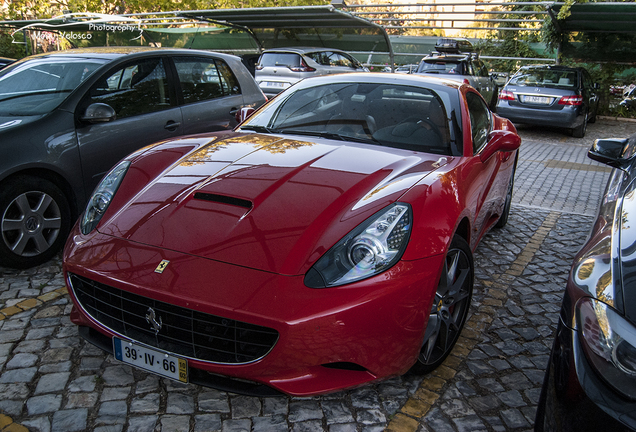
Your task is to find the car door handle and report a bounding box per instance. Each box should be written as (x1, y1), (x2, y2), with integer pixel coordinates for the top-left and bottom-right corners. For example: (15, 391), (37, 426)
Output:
(164, 121), (181, 131)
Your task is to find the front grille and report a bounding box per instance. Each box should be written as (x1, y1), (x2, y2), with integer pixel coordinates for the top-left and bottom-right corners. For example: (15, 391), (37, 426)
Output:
(69, 273), (279, 364)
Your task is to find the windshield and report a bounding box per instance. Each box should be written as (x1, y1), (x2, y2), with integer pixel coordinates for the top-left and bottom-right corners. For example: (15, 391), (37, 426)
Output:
(509, 69), (578, 88)
(241, 82), (456, 156)
(0, 57), (107, 116)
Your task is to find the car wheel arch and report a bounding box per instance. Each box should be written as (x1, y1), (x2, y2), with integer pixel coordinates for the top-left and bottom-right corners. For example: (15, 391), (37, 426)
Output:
(0, 168), (80, 218)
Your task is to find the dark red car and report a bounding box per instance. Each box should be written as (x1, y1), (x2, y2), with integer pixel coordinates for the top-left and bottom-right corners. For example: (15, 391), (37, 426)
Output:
(64, 73), (520, 396)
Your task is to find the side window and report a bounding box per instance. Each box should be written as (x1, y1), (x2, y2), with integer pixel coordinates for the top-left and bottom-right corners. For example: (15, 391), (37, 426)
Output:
(174, 57), (224, 104)
(216, 60), (241, 96)
(88, 58), (171, 119)
(466, 92), (491, 153)
(330, 53), (354, 68)
(306, 52), (331, 66)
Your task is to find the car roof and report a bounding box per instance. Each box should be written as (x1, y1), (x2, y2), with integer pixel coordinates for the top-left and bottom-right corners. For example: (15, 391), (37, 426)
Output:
(422, 54), (468, 62)
(293, 72), (462, 92)
(518, 64), (582, 73)
(20, 47), (240, 62)
(261, 47), (346, 55)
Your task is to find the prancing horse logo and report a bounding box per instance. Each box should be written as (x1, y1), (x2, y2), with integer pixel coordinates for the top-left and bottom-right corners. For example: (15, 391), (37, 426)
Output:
(145, 307), (163, 335)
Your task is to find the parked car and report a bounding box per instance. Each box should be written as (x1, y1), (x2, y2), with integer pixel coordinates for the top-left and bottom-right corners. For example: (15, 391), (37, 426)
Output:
(0, 47), (266, 269)
(254, 47), (368, 97)
(535, 135), (636, 431)
(64, 73), (520, 396)
(496, 64), (599, 138)
(414, 38), (499, 110)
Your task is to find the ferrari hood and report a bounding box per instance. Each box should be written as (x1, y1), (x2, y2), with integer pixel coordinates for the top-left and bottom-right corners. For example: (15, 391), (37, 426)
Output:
(100, 132), (448, 275)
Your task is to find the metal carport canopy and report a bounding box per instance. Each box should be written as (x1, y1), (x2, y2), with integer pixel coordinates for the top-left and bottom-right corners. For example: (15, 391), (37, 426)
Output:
(176, 5), (394, 64)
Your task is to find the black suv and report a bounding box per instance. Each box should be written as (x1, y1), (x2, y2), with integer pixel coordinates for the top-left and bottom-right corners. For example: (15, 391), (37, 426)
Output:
(415, 38), (498, 109)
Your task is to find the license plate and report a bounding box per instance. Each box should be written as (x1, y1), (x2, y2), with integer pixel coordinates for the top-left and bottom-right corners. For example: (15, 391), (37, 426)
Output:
(113, 337), (188, 383)
(265, 81), (285, 88)
(522, 95), (552, 105)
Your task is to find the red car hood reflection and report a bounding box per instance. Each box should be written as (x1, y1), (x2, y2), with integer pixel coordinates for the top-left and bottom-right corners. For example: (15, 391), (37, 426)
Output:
(99, 133), (447, 275)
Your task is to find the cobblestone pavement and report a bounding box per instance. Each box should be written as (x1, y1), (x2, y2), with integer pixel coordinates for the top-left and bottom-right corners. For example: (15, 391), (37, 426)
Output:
(1, 118), (636, 432)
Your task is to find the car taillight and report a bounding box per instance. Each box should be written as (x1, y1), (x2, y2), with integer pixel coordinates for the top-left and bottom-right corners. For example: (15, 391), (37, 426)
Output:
(463, 79), (470, 85)
(289, 60), (316, 72)
(499, 90), (515, 101)
(558, 95), (583, 105)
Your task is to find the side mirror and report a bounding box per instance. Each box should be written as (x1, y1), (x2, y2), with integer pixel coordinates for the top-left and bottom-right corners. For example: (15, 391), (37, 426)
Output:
(235, 107), (255, 124)
(81, 103), (116, 123)
(480, 130), (521, 162)
(588, 138), (630, 169)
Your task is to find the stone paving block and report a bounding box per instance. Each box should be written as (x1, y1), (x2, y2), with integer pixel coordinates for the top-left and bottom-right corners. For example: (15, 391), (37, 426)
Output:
(289, 400), (323, 422)
(34, 372), (70, 394)
(51, 409), (88, 432)
(221, 418), (251, 432)
(26, 395), (62, 416)
(0, 400), (23, 417)
(198, 390), (230, 413)
(127, 415), (158, 432)
(322, 400), (355, 424)
(194, 413), (223, 432)
(292, 419), (324, 432)
(230, 395), (260, 418)
(160, 415), (190, 432)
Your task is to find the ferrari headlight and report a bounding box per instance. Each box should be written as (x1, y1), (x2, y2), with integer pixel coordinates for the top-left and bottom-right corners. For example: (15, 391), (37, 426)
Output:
(304, 203), (412, 288)
(80, 160), (130, 235)
(577, 297), (636, 400)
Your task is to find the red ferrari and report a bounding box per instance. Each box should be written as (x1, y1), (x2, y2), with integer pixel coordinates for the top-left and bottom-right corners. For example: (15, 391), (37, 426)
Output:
(64, 73), (520, 396)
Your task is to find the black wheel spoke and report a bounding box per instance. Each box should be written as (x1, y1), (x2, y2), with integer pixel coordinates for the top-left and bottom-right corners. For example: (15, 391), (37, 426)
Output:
(413, 235), (474, 373)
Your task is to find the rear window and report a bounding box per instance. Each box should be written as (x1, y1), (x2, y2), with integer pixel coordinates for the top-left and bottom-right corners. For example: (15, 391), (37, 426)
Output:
(418, 60), (462, 74)
(259, 53), (301, 68)
(509, 69), (578, 88)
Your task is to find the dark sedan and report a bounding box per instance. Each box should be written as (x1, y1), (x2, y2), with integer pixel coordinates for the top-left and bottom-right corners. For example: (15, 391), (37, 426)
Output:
(0, 47), (266, 269)
(496, 65), (599, 138)
(535, 134), (636, 431)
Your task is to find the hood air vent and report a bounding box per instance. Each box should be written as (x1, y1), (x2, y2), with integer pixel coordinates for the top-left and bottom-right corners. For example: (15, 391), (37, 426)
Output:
(194, 192), (252, 209)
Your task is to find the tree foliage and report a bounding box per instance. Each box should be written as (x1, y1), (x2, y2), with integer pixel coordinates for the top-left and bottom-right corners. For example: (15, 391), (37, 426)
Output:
(5, 0), (326, 19)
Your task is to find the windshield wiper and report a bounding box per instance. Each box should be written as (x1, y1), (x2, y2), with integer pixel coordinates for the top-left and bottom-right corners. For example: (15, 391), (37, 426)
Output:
(0, 89), (71, 103)
(238, 125), (276, 133)
(277, 129), (380, 145)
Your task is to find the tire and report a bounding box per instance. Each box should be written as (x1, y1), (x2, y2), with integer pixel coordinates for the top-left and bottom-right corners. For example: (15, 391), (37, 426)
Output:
(409, 235), (474, 375)
(0, 176), (71, 269)
(571, 111), (587, 138)
(495, 165), (515, 228)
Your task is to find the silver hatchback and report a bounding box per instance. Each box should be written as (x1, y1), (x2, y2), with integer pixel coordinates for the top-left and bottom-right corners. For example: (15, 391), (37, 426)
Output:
(255, 47), (368, 97)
